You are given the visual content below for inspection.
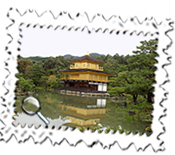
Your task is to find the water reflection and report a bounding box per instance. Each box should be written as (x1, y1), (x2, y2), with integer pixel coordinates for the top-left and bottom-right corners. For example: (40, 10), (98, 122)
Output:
(15, 91), (150, 133)
(56, 94), (107, 127)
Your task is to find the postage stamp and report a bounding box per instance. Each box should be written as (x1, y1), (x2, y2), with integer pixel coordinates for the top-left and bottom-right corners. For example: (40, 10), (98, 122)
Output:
(15, 21), (158, 134)
(0, 8), (173, 151)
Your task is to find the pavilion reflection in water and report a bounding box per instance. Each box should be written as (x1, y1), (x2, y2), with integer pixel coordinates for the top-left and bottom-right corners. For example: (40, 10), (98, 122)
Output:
(56, 94), (108, 127)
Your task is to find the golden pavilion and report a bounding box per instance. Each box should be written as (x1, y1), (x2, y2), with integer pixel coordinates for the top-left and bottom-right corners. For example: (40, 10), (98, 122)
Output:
(58, 52), (115, 96)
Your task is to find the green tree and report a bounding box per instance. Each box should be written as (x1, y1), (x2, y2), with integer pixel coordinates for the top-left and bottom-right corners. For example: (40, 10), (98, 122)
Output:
(40, 76), (48, 88)
(24, 65), (32, 79)
(18, 77), (35, 92)
(127, 39), (157, 103)
(43, 57), (56, 70)
(16, 73), (24, 86)
(109, 39), (157, 103)
(18, 58), (32, 74)
(47, 75), (60, 90)
(108, 71), (142, 102)
(103, 54), (130, 75)
(30, 63), (45, 86)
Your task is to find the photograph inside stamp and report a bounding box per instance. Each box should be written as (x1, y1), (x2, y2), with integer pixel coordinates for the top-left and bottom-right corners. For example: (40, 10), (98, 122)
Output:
(13, 23), (159, 136)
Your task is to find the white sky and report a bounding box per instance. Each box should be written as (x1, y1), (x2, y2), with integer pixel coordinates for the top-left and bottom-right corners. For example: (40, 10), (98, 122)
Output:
(20, 25), (158, 57)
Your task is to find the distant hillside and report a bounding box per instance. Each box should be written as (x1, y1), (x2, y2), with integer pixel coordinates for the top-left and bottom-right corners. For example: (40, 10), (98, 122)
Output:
(22, 53), (106, 61)
(63, 54), (78, 59)
(64, 53), (105, 59)
(23, 56), (48, 61)
(89, 53), (105, 57)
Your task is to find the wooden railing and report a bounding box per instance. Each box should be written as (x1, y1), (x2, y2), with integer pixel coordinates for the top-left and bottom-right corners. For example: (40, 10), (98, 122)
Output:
(70, 65), (103, 71)
(60, 77), (108, 82)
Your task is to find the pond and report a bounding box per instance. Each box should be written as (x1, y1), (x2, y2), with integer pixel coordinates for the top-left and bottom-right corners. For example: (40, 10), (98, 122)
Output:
(14, 90), (151, 134)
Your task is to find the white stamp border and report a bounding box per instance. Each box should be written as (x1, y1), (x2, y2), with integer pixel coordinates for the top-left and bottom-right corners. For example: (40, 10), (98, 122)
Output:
(0, 8), (173, 151)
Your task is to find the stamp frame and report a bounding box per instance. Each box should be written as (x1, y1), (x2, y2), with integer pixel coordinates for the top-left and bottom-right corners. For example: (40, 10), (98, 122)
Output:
(0, 8), (172, 151)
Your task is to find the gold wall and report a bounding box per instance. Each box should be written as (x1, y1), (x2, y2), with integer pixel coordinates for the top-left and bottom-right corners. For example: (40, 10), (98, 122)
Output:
(63, 73), (108, 82)
(70, 62), (103, 71)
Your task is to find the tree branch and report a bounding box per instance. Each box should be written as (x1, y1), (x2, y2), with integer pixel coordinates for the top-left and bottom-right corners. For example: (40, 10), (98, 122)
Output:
(123, 77), (133, 84)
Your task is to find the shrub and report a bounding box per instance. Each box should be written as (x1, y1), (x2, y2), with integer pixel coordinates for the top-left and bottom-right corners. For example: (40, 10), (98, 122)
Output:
(124, 94), (133, 104)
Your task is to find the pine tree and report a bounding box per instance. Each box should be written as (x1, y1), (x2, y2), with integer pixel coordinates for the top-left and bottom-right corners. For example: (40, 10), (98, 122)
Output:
(109, 39), (158, 103)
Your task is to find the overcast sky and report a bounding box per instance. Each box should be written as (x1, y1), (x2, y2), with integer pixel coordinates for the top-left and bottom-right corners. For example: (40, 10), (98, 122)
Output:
(20, 25), (157, 57)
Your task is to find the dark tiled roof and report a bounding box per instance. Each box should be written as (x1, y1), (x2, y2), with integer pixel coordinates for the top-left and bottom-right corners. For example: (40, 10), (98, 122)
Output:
(58, 69), (116, 75)
(67, 55), (106, 64)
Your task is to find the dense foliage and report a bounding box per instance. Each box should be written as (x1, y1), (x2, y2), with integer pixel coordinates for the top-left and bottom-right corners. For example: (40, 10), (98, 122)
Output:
(16, 56), (71, 92)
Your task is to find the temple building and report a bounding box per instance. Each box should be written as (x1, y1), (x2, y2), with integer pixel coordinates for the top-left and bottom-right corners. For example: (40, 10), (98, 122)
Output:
(58, 52), (115, 96)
